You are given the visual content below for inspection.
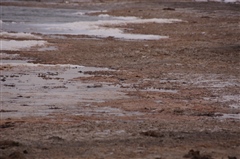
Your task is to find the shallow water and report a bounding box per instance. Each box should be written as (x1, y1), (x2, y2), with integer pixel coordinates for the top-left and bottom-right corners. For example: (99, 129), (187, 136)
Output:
(1, 6), (102, 24)
(1, 6), (181, 40)
(1, 6), (114, 34)
(1, 59), (129, 119)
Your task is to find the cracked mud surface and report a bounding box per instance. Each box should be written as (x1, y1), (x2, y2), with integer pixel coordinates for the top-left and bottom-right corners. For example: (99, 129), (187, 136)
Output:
(0, 0), (240, 158)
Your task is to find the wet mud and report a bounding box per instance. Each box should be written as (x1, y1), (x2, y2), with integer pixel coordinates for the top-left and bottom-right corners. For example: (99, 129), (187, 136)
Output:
(1, 0), (240, 159)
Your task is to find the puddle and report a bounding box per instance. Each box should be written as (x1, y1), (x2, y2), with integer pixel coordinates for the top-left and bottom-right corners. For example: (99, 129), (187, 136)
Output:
(156, 73), (240, 111)
(216, 113), (240, 120)
(1, 58), (129, 119)
(140, 88), (178, 93)
(1, 6), (182, 40)
(74, 106), (143, 117)
(188, 76), (240, 88)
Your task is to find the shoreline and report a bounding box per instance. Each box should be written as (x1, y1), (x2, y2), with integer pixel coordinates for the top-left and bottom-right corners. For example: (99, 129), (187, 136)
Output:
(1, 1), (239, 158)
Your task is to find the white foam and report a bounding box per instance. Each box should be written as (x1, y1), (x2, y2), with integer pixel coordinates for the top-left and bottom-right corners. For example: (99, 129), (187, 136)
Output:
(1, 40), (47, 51)
(114, 16), (139, 21)
(73, 11), (85, 15)
(1, 32), (42, 39)
(73, 10), (108, 16)
(98, 14), (138, 21)
(86, 10), (107, 14)
(96, 18), (182, 25)
(98, 14), (111, 18)
(41, 17), (181, 40)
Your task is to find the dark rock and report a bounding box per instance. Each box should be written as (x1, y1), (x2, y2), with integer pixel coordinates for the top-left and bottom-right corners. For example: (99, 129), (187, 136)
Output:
(0, 140), (20, 149)
(48, 136), (64, 141)
(0, 110), (17, 113)
(9, 151), (26, 159)
(140, 130), (164, 138)
(183, 149), (212, 159)
(0, 122), (15, 129)
(49, 106), (61, 109)
(21, 104), (29, 107)
(194, 112), (216, 117)
(23, 150), (28, 154)
(163, 7), (175, 11)
(183, 149), (200, 158)
(173, 108), (184, 115)
(87, 83), (103, 88)
(4, 84), (15, 87)
(201, 16), (211, 18)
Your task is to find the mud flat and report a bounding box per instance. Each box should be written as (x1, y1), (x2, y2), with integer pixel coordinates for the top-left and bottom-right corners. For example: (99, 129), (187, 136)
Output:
(1, 0), (240, 159)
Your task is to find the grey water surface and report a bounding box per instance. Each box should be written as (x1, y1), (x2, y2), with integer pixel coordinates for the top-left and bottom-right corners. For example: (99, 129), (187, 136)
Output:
(1, 6), (112, 33)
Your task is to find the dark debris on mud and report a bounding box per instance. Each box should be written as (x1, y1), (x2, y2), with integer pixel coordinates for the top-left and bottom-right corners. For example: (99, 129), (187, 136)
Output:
(183, 149), (212, 159)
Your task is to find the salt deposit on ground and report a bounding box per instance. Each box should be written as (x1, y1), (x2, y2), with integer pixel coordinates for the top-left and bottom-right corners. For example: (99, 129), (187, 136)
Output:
(1, 32), (42, 39)
(1, 40), (47, 51)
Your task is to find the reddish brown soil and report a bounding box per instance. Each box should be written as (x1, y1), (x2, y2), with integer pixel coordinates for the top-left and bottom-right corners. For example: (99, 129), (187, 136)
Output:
(1, 0), (240, 159)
